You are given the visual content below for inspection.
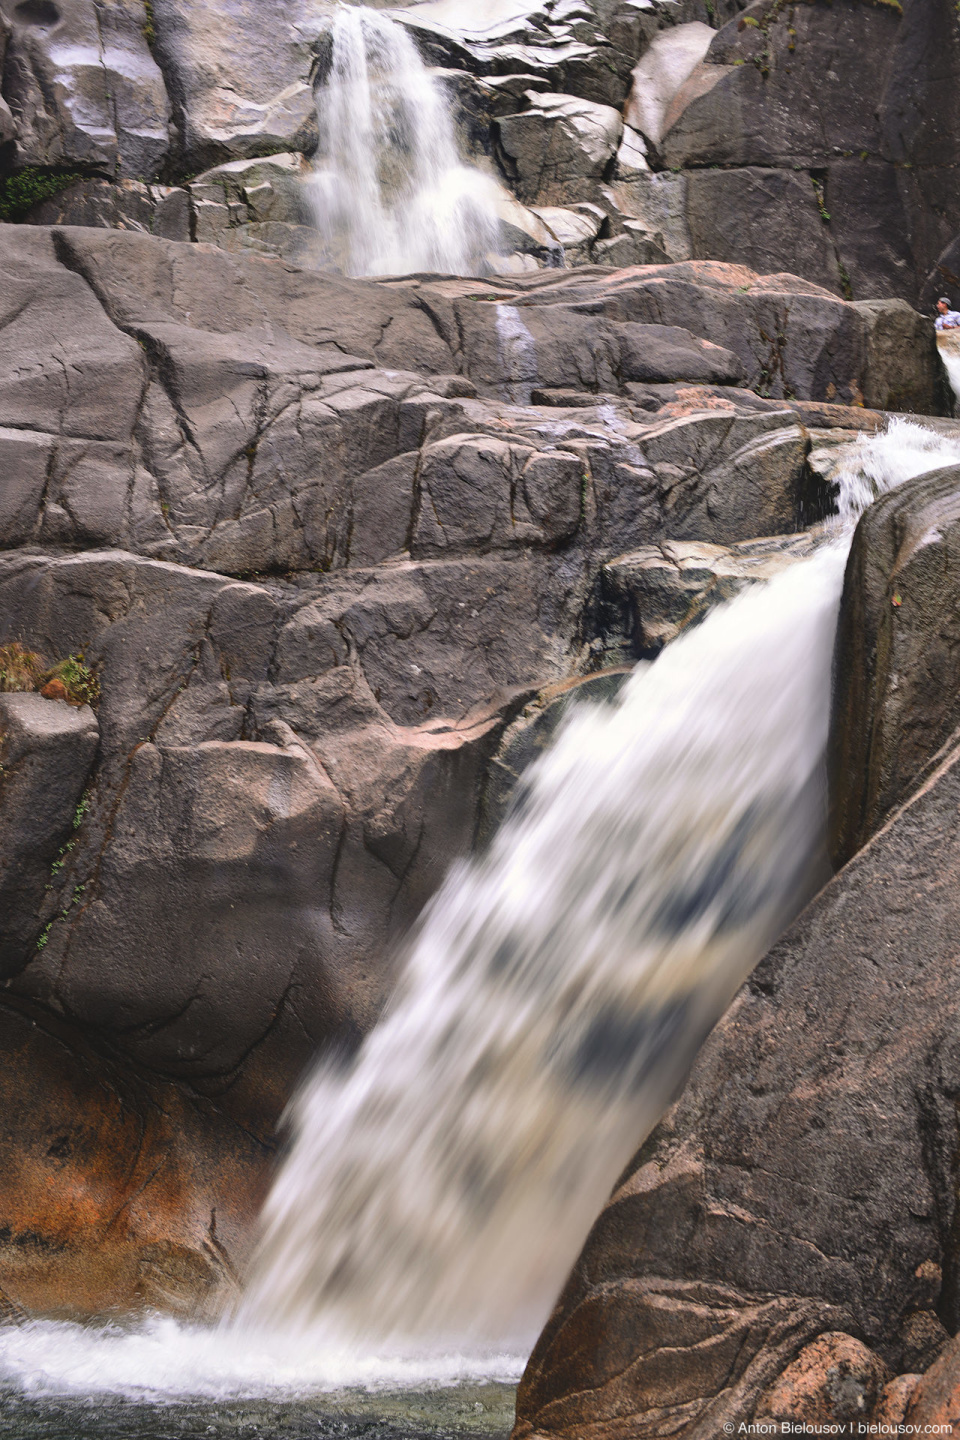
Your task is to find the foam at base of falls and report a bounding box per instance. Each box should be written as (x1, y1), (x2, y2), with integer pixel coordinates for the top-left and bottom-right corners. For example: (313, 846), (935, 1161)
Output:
(306, 7), (501, 277)
(0, 1315), (523, 1402)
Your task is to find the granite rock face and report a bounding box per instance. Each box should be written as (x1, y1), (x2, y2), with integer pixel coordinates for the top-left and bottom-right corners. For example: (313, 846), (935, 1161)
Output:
(0, 692), (98, 974)
(830, 462), (960, 867)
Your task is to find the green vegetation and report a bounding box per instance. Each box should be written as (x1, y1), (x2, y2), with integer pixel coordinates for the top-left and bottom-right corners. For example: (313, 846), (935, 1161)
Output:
(45, 655), (100, 707)
(0, 643), (46, 693)
(73, 791), (92, 830)
(142, 0), (156, 48)
(811, 176), (831, 223)
(0, 642), (100, 707)
(0, 167), (85, 222)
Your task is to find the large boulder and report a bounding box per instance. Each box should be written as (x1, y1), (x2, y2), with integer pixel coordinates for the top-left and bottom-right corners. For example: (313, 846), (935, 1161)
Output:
(831, 463), (960, 867)
(657, 0), (960, 302)
(146, 0), (317, 173)
(515, 729), (960, 1438)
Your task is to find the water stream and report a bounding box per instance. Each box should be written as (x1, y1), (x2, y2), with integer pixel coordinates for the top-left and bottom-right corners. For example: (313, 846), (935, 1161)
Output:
(3, 420), (959, 1437)
(305, 7), (502, 277)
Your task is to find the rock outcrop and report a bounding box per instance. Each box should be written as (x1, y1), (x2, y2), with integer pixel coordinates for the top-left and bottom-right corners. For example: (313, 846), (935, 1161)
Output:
(830, 461), (960, 866)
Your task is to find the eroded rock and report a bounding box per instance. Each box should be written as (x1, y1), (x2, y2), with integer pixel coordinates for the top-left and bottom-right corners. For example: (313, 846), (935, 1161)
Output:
(0, 693), (98, 974)
(830, 463), (960, 867)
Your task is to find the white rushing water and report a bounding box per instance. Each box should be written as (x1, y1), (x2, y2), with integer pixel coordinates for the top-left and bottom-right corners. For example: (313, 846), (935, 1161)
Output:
(3, 419), (959, 1402)
(305, 6), (502, 277)
(938, 334), (960, 417)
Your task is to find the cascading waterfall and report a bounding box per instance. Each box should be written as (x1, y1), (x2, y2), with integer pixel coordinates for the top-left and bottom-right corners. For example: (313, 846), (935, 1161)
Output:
(305, 6), (502, 277)
(938, 333), (960, 416)
(239, 416), (960, 1354)
(3, 421), (960, 1404)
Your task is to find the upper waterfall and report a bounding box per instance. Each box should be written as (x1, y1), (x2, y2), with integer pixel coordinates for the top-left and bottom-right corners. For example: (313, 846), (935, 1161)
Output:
(305, 6), (502, 277)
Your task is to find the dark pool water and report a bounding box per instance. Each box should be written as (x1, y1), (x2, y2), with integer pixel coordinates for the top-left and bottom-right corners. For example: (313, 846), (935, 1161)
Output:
(1, 1383), (516, 1440)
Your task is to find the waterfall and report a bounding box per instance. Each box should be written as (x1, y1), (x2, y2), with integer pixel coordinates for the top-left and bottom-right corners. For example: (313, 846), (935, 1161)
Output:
(240, 418), (960, 1354)
(305, 6), (502, 278)
(938, 333), (960, 416)
(3, 422), (959, 1401)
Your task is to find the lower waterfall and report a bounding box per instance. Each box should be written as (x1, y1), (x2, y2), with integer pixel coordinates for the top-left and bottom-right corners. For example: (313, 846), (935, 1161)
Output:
(305, 6), (502, 277)
(2, 420), (959, 1405)
(239, 417), (960, 1352)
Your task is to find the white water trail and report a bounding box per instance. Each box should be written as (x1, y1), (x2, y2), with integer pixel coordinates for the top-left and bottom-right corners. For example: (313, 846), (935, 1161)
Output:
(3, 421), (958, 1400)
(938, 333), (960, 417)
(495, 305), (538, 404)
(305, 6), (501, 277)
(242, 416), (960, 1354)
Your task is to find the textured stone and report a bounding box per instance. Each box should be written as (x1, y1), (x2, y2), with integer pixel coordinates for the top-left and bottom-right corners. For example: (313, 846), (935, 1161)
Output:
(147, 0), (316, 172)
(904, 1332), (960, 1433)
(830, 463), (960, 867)
(624, 21), (714, 149)
(685, 168), (842, 295)
(0, 995), (266, 1319)
(2, 0), (170, 177)
(496, 92), (623, 206)
(603, 531), (817, 655)
(754, 1333), (890, 1429)
(0, 693), (98, 975)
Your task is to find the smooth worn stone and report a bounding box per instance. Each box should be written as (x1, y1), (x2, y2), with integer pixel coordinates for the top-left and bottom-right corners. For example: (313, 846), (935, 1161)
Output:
(830, 463), (960, 867)
(603, 531), (818, 656)
(147, 0), (317, 172)
(2, 0), (170, 177)
(495, 92), (623, 206)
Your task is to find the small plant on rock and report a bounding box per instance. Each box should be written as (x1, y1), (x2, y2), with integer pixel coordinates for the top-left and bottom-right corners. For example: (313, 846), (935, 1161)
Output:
(0, 643), (47, 693)
(40, 654), (100, 708)
(0, 643), (99, 707)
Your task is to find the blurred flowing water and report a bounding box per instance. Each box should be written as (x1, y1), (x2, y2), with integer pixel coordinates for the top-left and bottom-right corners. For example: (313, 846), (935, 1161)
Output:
(4, 420), (960, 1436)
(305, 6), (501, 276)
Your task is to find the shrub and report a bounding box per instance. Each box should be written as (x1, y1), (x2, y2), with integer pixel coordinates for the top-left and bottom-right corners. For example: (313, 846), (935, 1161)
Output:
(41, 655), (100, 708)
(0, 643), (99, 707)
(0, 643), (47, 693)
(0, 167), (85, 223)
